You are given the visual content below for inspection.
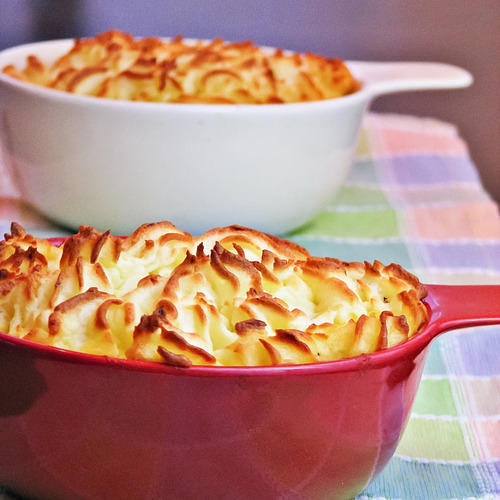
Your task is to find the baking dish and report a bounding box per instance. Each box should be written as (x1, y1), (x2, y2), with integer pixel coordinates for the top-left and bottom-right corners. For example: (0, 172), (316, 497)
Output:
(0, 281), (498, 500)
(0, 39), (472, 235)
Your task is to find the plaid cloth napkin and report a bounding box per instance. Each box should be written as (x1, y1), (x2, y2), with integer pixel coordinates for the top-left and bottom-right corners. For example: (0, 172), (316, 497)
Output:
(0, 113), (499, 500)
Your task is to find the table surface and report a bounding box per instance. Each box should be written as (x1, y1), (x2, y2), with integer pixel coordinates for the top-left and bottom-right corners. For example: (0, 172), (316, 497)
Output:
(0, 112), (499, 500)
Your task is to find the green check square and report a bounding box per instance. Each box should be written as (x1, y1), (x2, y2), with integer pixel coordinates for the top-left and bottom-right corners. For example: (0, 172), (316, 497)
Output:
(396, 418), (469, 461)
(412, 379), (458, 416)
(292, 209), (400, 238)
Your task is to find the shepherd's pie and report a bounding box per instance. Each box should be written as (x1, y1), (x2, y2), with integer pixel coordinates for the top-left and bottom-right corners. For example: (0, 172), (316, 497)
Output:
(3, 30), (357, 104)
(0, 222), (428, 366)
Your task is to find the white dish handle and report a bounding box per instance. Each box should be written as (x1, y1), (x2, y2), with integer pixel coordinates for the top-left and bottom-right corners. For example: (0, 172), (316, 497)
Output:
(349, 61), (473, 97)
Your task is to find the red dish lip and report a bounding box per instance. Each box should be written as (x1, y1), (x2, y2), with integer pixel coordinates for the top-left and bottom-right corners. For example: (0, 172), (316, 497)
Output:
(0, 305), (437, 378)
(1, 282), (499, 376)
(0, 326), (432, 377)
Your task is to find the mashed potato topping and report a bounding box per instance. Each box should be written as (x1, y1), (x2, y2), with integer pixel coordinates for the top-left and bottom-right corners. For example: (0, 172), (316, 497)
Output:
(2, 30), (357, 104)
(0, 222), (428, 366)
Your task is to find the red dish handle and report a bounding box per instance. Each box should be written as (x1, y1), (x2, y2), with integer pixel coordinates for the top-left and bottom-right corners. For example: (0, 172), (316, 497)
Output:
(425, 284), (500, 335)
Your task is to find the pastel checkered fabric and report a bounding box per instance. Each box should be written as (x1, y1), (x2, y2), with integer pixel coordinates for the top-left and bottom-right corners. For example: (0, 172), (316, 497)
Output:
(0, 113), (498, 500)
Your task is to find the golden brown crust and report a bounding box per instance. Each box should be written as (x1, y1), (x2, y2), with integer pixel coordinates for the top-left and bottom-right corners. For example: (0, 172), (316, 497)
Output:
(2, 30), (357, 104)
(0, 221), (429, 366)
(235, 318), (267, 336)
(386, 263), (428, 299)
(91, 230), (110, 263)
(96, 298), (124, 329)
(53, 287), (110, 314)
(259, 339), (282, 365)
(157, 346), (192, 367)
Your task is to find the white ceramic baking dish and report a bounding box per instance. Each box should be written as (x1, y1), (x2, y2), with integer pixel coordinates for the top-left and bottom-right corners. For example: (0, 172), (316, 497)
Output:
(0, 39), (472, 234)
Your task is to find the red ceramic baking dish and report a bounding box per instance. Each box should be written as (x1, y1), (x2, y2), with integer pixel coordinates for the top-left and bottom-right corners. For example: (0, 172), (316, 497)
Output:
(0, 282), (498, 500)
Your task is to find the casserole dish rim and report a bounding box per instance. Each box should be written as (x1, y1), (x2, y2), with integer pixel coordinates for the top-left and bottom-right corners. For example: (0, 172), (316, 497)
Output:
(0, 304), (436, 377)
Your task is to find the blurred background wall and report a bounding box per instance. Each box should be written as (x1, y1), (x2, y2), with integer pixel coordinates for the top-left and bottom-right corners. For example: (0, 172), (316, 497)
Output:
(1, 0), (498, 201)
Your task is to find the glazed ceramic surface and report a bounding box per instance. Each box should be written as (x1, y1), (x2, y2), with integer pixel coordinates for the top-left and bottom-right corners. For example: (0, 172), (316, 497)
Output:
(0, 40), (472, 234)
(0, 284), (498, 500)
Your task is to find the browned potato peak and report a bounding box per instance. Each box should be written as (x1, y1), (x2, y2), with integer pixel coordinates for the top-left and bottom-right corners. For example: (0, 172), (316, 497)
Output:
(0, 222), (428, 366)
(2, 30), (357, 104)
